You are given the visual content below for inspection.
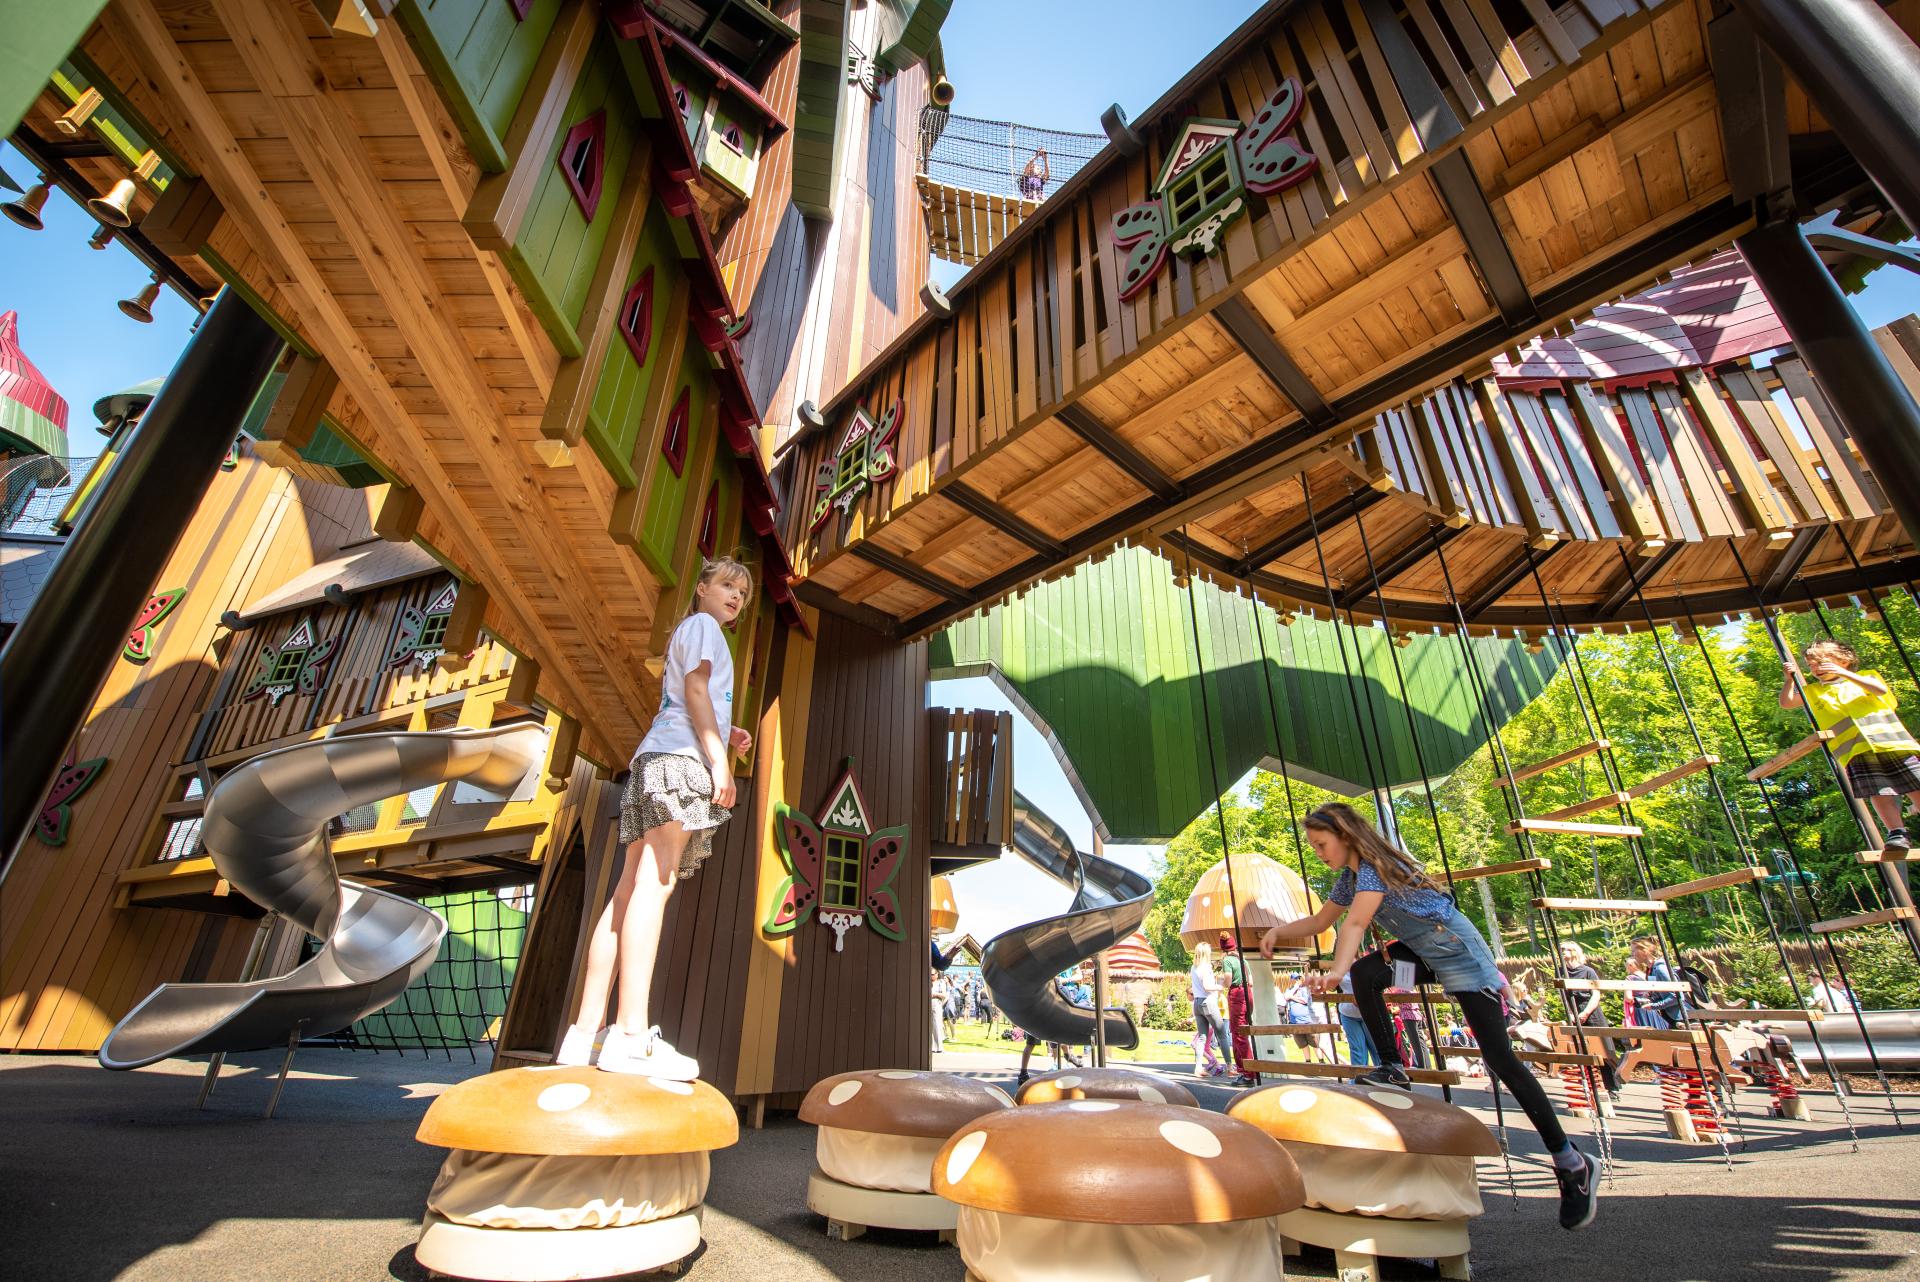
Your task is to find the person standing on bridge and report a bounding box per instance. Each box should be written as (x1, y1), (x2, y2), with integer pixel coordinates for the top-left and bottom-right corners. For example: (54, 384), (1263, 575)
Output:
(1260, 802), (1598, 1231)
(555, 558), (755, 1079)
(1783, 639), (1920, 851)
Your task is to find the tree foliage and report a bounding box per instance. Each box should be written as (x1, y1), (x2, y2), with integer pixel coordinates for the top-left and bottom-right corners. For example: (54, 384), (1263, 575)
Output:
(1149, 599), (1920, 1007)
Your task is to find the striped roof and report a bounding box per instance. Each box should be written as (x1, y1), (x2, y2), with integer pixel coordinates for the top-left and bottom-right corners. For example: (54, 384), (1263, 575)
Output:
(1103, 930), (1162, 976)
(0, 310), (69, 459)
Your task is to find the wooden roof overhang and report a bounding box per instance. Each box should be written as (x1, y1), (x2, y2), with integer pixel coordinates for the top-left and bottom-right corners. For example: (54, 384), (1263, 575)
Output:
(15, 0), (799, 766)
(780, 0), (1920, 640)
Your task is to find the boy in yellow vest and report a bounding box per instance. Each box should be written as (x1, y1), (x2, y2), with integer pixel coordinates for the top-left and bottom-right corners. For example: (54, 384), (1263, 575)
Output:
(1781, 639), (1920, 849)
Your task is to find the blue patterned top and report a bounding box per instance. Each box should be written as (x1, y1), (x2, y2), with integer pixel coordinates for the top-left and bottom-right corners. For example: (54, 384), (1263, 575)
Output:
(1329, 861), (1454, 922)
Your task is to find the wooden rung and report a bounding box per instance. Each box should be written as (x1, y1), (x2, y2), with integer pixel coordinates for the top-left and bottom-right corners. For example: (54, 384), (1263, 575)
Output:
(1440, 1047), (1606, 1067)
(1625, 755), (1720, 798)
(1687, 1009), (1826, 1023)
(1559, 978), (1690, 993)
(1242, 1059), (1462, 1086)
(1533, 897), (1668, 913)
(1443, 857), (1552, 881)
(1245, 1024), (1341, 1036)
(1496, 740), (1610, 787)
(1858, 848), (1919, 863)
(1651, 867), (1766, 901)
(1507, 819), (1643, 837)
(1534, 791), (1631, 821)
(1811, 906), (1918, 934)
(1556, 1024), (1706, 1044)
(1746, 728), (1836, 781)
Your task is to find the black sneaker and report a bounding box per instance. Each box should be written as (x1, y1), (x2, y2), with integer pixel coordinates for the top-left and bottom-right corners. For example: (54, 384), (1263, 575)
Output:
(1555, 1148), (1599, 1230)
(1886, 829), (1911, 851)
(1354, 1064), (1413, 1090)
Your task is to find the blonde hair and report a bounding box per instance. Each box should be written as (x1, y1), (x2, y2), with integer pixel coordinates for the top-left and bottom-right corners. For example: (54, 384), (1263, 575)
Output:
(1805, 639), (1856, 668)
(1191, 942), (1213, 969)
(686, 555), (754, 620)
(1302, 802), (1443, 896)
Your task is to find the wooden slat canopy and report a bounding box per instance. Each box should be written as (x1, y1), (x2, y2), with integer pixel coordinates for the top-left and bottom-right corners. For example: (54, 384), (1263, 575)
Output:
(782, 0), (1920, 639)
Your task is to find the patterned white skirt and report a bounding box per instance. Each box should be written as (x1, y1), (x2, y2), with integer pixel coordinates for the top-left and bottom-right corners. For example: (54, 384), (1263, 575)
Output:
(619, 752), (732, 878)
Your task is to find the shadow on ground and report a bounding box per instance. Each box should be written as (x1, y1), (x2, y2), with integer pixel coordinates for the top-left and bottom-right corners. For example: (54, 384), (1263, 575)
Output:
(2, 1050), (1917, 1281)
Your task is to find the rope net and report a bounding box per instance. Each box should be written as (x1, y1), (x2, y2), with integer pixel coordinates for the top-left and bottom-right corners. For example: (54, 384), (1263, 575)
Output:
(304, 883), (534, 1060)
(917, 106), (1104, 203)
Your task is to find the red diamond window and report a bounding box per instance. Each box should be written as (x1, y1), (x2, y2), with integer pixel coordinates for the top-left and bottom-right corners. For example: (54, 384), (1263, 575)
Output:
(558, 109), (606, 221)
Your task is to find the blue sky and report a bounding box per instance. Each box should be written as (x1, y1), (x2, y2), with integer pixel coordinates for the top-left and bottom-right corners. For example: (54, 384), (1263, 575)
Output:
(8, 6), (1920, 946)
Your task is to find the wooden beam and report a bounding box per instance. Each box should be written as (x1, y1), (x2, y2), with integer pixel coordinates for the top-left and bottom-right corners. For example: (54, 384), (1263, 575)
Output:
(1497, 739), (1610, 787)
(1532, 896), (1667, 912)
(1626, 755), (1720, 799)
(1054, 402), (1180, 502)
(1595, 540), (1682, 618)
(1652, 866), (1766, 901)
(943, 480), (1066, 558)
(1508, 819), (1643, 837)
(1236, 488), (1384, 577)
(1810, 906), (1917, 934)
(1212, 296), (1334, 427)
(1745, 727), (1835, 781)
(1533, 791), (1631, 822)
(848, 543), (970, 603)
(1429, 152), (1534, 327)
(1441, 857), (1551, 880)
(371, 482), (425, 542)
(1464, 539), (1563, 620)
(439, 580), (489, 657)
(1337, 523), (1459, 609)
(257, 353), (337, 456)
(1242, 1059), (1462, 1086)
(793, 579), (900, 637)
(1762, 525), (1826, 599)
(462, 0), (599, 251)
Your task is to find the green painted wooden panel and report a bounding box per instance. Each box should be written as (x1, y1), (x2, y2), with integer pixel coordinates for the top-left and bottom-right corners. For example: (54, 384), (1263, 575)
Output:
(701, 105), (759, 198)
(636, 349), (712, 583)
(510, 37), (640, 351)
(930, 548), (1559, 842)
(664, 55), (709, 147)
(395, 0), (561, 172)
(0, 0), (106, 137)
(583, 208), (682, 488)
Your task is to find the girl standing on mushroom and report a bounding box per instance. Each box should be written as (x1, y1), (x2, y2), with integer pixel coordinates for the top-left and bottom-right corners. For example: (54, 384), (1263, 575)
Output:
(1259, 802), (1598, 1231)
(555, 558), (755, 1079)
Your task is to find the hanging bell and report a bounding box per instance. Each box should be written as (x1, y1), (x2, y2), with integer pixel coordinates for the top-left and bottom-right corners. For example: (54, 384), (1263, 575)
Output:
(119, 273), (162, 324)
(88, 177), (138, 228)
(87, 223), (114, 250)
(3, 178), (51, 231)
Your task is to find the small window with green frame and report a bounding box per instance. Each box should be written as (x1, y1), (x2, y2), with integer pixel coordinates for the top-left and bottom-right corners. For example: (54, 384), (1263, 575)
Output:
(833, 434), (871, 496)
(417, 611), (450, 652)
(823, 831), (862, 909)
(1166, 146), (1236, 237)
(266, 644), (307, 685)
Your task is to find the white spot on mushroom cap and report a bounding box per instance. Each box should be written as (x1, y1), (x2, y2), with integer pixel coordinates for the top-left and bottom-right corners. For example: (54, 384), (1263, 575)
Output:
(1368, 1090), (1414, 1110)
(1138, 1084), (1167, 1104)
(1159, 1118), (1223, 1158)
(537, 1083), (591, 1112)
(1222, 903), (1234, 918)
(946, 1130), (988, 1184)
(1055, 1074), (1082, 1088)
(877, 1070), (919, 1080)
(984, 1085), (1014, 1106)
(1278, 1088), (1319, 1113)
(827, 1079), (863, 1106)
(1069, 1100), (1119, 1112)
(1200, 895), (1212, 908)
(652, 1079), (694, 1095)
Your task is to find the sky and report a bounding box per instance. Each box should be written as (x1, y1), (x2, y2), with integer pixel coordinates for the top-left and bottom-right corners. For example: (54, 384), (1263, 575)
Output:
(8, 5), (1920, 948)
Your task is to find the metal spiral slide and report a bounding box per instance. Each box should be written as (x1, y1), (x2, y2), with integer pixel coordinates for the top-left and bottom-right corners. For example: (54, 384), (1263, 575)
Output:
(980, 792), (1154, 1049)
(99, 725), (549, 1070)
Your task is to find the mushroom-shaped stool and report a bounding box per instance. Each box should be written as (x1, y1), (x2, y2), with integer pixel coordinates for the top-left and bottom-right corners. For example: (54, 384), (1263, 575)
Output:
(800, 1069), (1012, 1241)
(1015, 1066), (1197, 1108)
(1228, 1083), (1500, 1281)
(934, 1101), (1303, 1281)
(414, 1066), (737, 1280)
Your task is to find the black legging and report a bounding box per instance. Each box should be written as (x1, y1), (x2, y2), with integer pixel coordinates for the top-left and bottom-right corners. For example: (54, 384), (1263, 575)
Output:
(1353, 942), (1569, 1152)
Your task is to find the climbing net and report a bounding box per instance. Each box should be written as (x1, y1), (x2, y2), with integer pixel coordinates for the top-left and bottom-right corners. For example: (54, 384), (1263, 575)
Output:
(307, 883), (536, 1060)
(917, 106), (1104, 203)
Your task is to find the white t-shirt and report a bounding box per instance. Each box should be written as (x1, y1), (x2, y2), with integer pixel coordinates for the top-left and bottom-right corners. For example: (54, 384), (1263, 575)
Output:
(1189, 960), (1214, 1000)
(1810, 981), (1856, 1013)
(635, 612), (733, 764)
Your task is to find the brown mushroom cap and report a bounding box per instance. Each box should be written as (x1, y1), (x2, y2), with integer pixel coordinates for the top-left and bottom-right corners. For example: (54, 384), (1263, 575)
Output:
(1227, 1083), (1499, 1158)
(416, 1066), (738, 1157)
(1016, 1067), (1198, 1109)
(933, 1102), (1304, 1225)
(799, 1069), (1012, 1139)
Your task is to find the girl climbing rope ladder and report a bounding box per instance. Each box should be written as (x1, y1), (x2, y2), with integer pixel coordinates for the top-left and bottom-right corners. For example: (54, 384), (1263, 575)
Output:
(1260, 802), (1599, 1231)
(1782, 639), (1920, 850)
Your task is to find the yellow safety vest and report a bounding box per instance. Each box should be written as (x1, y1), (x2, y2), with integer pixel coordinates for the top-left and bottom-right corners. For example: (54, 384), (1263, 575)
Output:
(1803, 671), (1920, 763)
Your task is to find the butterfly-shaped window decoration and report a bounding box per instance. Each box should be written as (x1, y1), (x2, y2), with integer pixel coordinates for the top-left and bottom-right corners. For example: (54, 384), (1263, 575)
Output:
(241, 615), (337, 706)
(386, 579), (460, 670)
(38, 752), (107, 846)
(765, 758), (908, 951)
(1110, 79), (1318, 302)
(123, 587), (185, 664)
(807, 398), (901, 534)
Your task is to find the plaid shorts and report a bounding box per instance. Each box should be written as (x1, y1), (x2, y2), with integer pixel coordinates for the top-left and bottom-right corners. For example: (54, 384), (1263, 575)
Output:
(1843, 751), (1920, 799)
(618, 752), (732, 878)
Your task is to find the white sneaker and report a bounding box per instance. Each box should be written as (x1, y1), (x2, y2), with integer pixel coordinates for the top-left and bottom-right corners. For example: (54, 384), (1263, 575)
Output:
(597, 1025), (700, 1081)
(554, 1023), (606, 1067)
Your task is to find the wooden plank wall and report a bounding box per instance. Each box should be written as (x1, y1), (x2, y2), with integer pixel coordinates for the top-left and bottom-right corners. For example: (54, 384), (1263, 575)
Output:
(0, 450), (380, 1051)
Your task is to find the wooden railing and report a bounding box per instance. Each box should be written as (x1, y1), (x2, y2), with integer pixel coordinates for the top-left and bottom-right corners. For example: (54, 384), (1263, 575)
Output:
(929, 706), (1013, 856)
